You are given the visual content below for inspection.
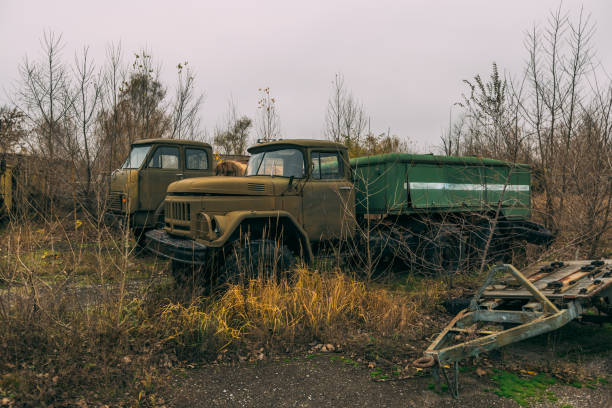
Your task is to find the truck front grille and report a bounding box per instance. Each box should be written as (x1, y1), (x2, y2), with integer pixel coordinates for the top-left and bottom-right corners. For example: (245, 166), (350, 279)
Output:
(168, 201), (191, 221)
(109, 192), (123, 212)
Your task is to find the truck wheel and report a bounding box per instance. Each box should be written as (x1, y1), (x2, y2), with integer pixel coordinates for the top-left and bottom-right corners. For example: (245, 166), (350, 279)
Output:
(415, 224), (466, 275)
(170, 260), (215, 287)
(220, 239), (296, 284)
(133, 228), (149, 255)
(351, 228), (402, 277)
(466, 219), (506, 268)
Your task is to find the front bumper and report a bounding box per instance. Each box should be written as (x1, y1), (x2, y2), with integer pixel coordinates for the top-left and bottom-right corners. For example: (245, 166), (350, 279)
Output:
(145, 229), (209, 265)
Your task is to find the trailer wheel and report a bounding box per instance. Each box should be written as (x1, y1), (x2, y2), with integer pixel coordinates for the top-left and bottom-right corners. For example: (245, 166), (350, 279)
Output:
(220, 239), (296, 284)
(594, 296), (612, 316)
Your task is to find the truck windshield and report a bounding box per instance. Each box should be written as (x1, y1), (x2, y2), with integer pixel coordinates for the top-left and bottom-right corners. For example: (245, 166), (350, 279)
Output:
(246, 148), (305, 178)
(121, 145), (151, 169)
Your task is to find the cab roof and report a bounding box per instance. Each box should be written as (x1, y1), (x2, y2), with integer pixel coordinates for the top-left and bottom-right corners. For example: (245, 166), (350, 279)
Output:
(247, 139), (345, 153)
(132, 138), (212, 148)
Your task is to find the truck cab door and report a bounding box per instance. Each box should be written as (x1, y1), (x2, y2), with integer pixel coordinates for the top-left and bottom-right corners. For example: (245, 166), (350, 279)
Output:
(139, 145), (182, 217)
(183, 147), (213, 179)
(302, 151), (356, 241)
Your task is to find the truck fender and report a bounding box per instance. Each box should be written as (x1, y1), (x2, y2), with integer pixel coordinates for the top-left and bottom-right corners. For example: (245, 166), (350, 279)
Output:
(210, 210), (314, 264)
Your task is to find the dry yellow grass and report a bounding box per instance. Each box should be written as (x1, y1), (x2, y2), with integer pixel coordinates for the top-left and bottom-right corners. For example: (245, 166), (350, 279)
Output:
(158, 268), (446, 353)
(0, 219), (450, 405)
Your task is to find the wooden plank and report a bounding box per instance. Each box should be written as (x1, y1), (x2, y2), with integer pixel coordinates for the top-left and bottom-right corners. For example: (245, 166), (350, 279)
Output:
(483, 277), (612, 300)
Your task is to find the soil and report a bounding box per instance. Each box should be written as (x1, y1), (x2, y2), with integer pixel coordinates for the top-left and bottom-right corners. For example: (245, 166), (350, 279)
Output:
(164, 315), (612, 408)
(166, 354), (612, 408)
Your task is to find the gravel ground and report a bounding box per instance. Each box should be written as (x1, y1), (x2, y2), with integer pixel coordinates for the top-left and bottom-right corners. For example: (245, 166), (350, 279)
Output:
(166, 318), (612, 408)
(167, 357), (515, 408)
(166, 354), (612, 408)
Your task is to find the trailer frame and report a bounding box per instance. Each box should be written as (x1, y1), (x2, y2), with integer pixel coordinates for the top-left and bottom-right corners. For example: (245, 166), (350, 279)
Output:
(417, 260), (612, 397)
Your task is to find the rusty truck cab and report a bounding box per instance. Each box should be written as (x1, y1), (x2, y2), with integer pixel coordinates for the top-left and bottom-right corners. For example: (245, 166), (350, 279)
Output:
(106, 139), (214, 241)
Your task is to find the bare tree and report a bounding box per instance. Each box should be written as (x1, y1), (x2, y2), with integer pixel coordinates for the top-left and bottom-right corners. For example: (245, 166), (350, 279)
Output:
(255, 87), (280, 142)
(99, 42), (125, 179)
(324, 73), (367, 153)
(170, 61), (205, 141)
(568, 86), (612, 257)
(15, 30), (72, 160)
(0, 106), (26, 153)
(519, 5), (597, 232)
(121, 51), (169, 143)
(445, 4), (611, 258)
(96, 49), (169, 173)
(72, 46), (102, 198)
(440, 110), (465, 156)
(213, 99), (252, 155)
(13, 30), (74, 211)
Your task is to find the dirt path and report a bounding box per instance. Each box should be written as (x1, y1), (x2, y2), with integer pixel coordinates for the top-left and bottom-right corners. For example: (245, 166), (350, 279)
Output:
(165, 355), (612, 408)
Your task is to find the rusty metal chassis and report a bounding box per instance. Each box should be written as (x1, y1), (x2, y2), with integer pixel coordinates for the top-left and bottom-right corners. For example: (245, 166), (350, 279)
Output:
(424, 264), (583, 397)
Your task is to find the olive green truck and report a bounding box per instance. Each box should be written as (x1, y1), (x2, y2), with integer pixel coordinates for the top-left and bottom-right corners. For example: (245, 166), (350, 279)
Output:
(145, 139), (553, 278)
(105, 139), (214, 245)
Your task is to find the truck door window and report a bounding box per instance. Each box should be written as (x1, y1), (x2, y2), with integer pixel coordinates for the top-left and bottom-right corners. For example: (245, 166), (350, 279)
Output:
(148, 146), (179, 169)
(311, 152), (342, 180)
(185, 148), (209, 170)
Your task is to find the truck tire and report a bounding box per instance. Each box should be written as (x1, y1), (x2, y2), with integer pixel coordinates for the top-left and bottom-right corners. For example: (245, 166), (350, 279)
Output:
(351, 227), (406, 277)
(171, 260), (196, 286)
(170, 259), (217, 287)
(466, 219), (508, 267)
(133, 228), (150, 255)
(220, 239), (296, 284)
(413, 223), (466, 275)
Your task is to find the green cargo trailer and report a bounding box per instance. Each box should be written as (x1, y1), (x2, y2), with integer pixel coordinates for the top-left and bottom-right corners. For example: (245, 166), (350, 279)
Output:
(350, 153), (551, 270)
(351, 153), (531, 219)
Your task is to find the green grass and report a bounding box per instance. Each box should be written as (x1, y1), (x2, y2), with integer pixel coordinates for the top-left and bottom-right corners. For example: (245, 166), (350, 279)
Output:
(573, 377), (608, 390)
(490, 369), (556, 407)
(570, 381), (582, 388)
(426, 381), (449, 395)
(329, 356), (359, 367)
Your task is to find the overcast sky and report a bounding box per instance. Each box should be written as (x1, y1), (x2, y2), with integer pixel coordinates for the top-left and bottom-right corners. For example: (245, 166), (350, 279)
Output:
(1, 0), (611, 151)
